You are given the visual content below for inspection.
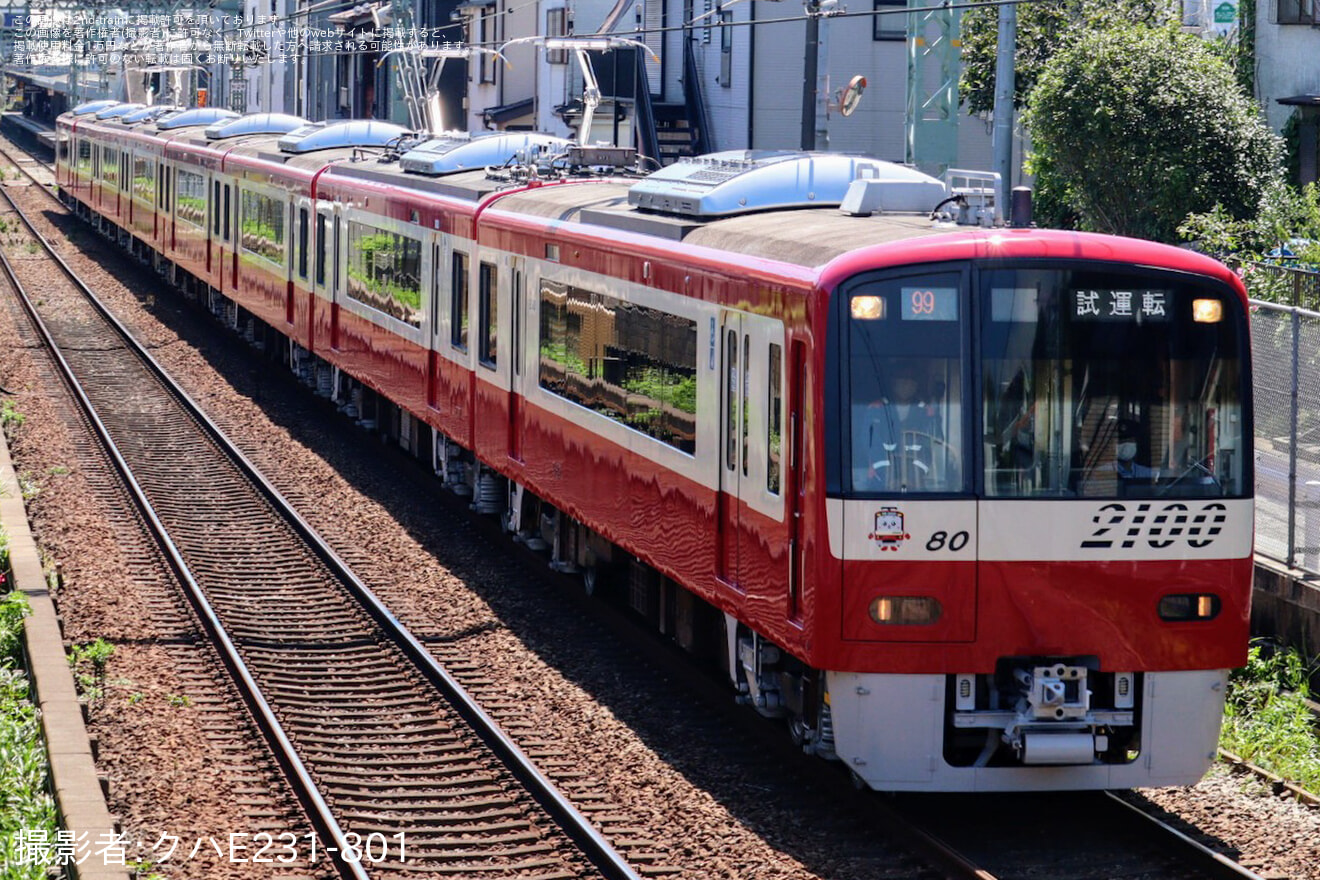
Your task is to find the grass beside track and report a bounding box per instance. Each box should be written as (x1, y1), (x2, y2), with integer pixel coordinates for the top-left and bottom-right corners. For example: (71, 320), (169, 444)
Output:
(1221, 642), (1320, 793)
(0, 576), (58, 880)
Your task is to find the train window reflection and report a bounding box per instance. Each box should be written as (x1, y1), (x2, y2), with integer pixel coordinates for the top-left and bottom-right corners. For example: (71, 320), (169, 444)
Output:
(539, 280), (697, 454)
(981, 269), (1245, 498)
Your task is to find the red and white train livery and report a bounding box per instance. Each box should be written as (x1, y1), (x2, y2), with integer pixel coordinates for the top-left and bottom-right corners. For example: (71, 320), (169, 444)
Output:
(55, 101), (1254, 791)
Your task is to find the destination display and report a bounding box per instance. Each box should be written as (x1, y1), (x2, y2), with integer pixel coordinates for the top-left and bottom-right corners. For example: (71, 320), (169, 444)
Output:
(901, 286), (959, 321)
(1071, 288), (1170, 322)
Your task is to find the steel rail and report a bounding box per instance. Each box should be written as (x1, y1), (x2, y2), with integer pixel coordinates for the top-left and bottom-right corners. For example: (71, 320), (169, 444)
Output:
(0, 168), (369, 880)
(1102, 792), (1267, 880)
(0, 163), (642, 880)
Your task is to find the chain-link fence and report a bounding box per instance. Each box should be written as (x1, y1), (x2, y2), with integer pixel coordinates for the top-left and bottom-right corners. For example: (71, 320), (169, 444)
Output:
(1249, 262), (1320, 571)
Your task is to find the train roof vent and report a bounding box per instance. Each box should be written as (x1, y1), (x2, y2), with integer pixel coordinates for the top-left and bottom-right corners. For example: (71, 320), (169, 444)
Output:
(399, 131), (573, 175)
(71, 99), (123, 116)
(155, 108), (240, 131)
(205, 113), (311, 140)
(94, 103), (146, 120)
(627, 150), (946, 218)
(120, 105), (181, 125)
(277, 120), (410, 153)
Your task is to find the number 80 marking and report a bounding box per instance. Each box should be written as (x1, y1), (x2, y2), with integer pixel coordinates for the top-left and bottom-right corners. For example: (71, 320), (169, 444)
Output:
(926, 530), (969, 552)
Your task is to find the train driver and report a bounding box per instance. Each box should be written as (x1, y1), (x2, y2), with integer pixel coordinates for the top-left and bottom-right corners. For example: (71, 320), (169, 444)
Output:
(855, 364), (942, 491)
(1114, 418), (1159, 487)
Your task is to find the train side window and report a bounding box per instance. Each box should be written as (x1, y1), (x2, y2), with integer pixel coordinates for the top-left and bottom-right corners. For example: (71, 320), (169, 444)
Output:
(538, 280), (697, 454)
(344, 220), (423, 327)
(768, 343), (782, 495)
(223, 185), (231, 241)
(742, 334), (750, 478)
(213, 181), (221, 235)
(431, 243), (441, 332)
(298, 208), (309, 280)
(726, 329), (738, 472)
(333, 216), (341, 291)
(176, 170), (206, 227)
(451, 251), (469, 351)
(478, 261), (497, 367)
(315, 214), (327, 286)
(157, 164), (164, 207)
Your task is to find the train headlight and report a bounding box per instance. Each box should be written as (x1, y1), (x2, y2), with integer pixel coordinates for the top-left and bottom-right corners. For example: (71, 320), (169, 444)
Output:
(1157, 593), (1220, 622)
(869, 596), (941, 625)
(851, 296), (886, 320)
(1192, 299), (1223, 323)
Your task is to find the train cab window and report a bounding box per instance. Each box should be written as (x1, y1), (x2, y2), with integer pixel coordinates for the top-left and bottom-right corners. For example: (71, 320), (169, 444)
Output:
(981, 268), (1247, 499)
(298, 208), (309, 280)
(844, 273), (967, 495)
(451, 251), (469, 350)
(478, 261), (497, 367)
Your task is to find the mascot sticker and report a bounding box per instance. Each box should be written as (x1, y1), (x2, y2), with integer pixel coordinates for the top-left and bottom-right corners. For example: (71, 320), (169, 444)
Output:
(869, 507), (910, 551)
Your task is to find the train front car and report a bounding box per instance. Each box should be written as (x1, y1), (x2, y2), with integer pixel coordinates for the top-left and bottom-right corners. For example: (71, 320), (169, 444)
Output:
(817, 233), (1252, 791)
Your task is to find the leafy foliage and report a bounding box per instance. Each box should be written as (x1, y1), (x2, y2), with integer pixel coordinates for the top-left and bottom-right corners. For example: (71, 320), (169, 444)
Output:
(959, 0), (1173, 116)
(0, 591), (27, 671)
(0, 591), (57, 880)
(68, 637), (114, 706)
(1222, 643), (1320, 792)
(1180, 180), (1320, 262)
(1024, 22), (1281, 243)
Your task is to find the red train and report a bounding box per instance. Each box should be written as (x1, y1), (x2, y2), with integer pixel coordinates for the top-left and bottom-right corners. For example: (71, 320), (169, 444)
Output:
(56, 102), (1254, 791)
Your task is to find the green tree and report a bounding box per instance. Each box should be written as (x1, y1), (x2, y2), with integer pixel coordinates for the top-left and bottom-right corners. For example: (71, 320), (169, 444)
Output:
(959, 0), (1172, 116)
(1024, 22), (1281, 243)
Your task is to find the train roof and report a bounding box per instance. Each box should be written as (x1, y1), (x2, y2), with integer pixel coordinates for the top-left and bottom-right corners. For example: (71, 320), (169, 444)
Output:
(483, 179), (944, 267)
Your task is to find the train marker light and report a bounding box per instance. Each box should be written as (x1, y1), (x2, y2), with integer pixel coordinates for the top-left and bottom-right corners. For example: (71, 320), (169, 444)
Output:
(869, 596), (941, 625)
(851, 295), (886, 320)
(954, 673), (976, 710)
(1114, 672), (1134, 709)
(1157, 593), (1220, 622)
(1192, 299), (1223, 323)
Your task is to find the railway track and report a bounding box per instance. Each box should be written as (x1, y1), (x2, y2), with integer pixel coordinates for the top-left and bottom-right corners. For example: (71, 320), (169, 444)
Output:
(0, 134), (1296, 879)
(0, 147), (642, 880)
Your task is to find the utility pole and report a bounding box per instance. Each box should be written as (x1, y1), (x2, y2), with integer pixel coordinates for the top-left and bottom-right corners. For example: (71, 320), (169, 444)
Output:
(992, 0), (1016, 223)
(800, 0), (820, 151)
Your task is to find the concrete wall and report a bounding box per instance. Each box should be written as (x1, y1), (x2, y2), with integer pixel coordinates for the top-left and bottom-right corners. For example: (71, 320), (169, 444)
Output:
(1256, 2), (1320, 132)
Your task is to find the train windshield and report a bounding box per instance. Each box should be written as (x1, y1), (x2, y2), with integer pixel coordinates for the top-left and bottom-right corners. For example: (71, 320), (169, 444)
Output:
(981, 267), (1245, 498)
(839, 264), (1247, 499)
(845, 271), (969, 494)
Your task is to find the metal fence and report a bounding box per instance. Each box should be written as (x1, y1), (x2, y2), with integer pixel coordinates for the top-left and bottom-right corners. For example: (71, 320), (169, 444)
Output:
(1248, 263), (1320, 571)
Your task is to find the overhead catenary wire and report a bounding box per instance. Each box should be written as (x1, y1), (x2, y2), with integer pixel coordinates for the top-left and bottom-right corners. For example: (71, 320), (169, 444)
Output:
(45, 0), (1041, 67)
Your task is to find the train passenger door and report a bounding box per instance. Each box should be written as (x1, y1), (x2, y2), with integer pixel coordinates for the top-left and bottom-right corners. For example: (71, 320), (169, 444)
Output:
(718, 313), (745, 585)
(719, 312), (790, 592)
(508, 257), (526, 463)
